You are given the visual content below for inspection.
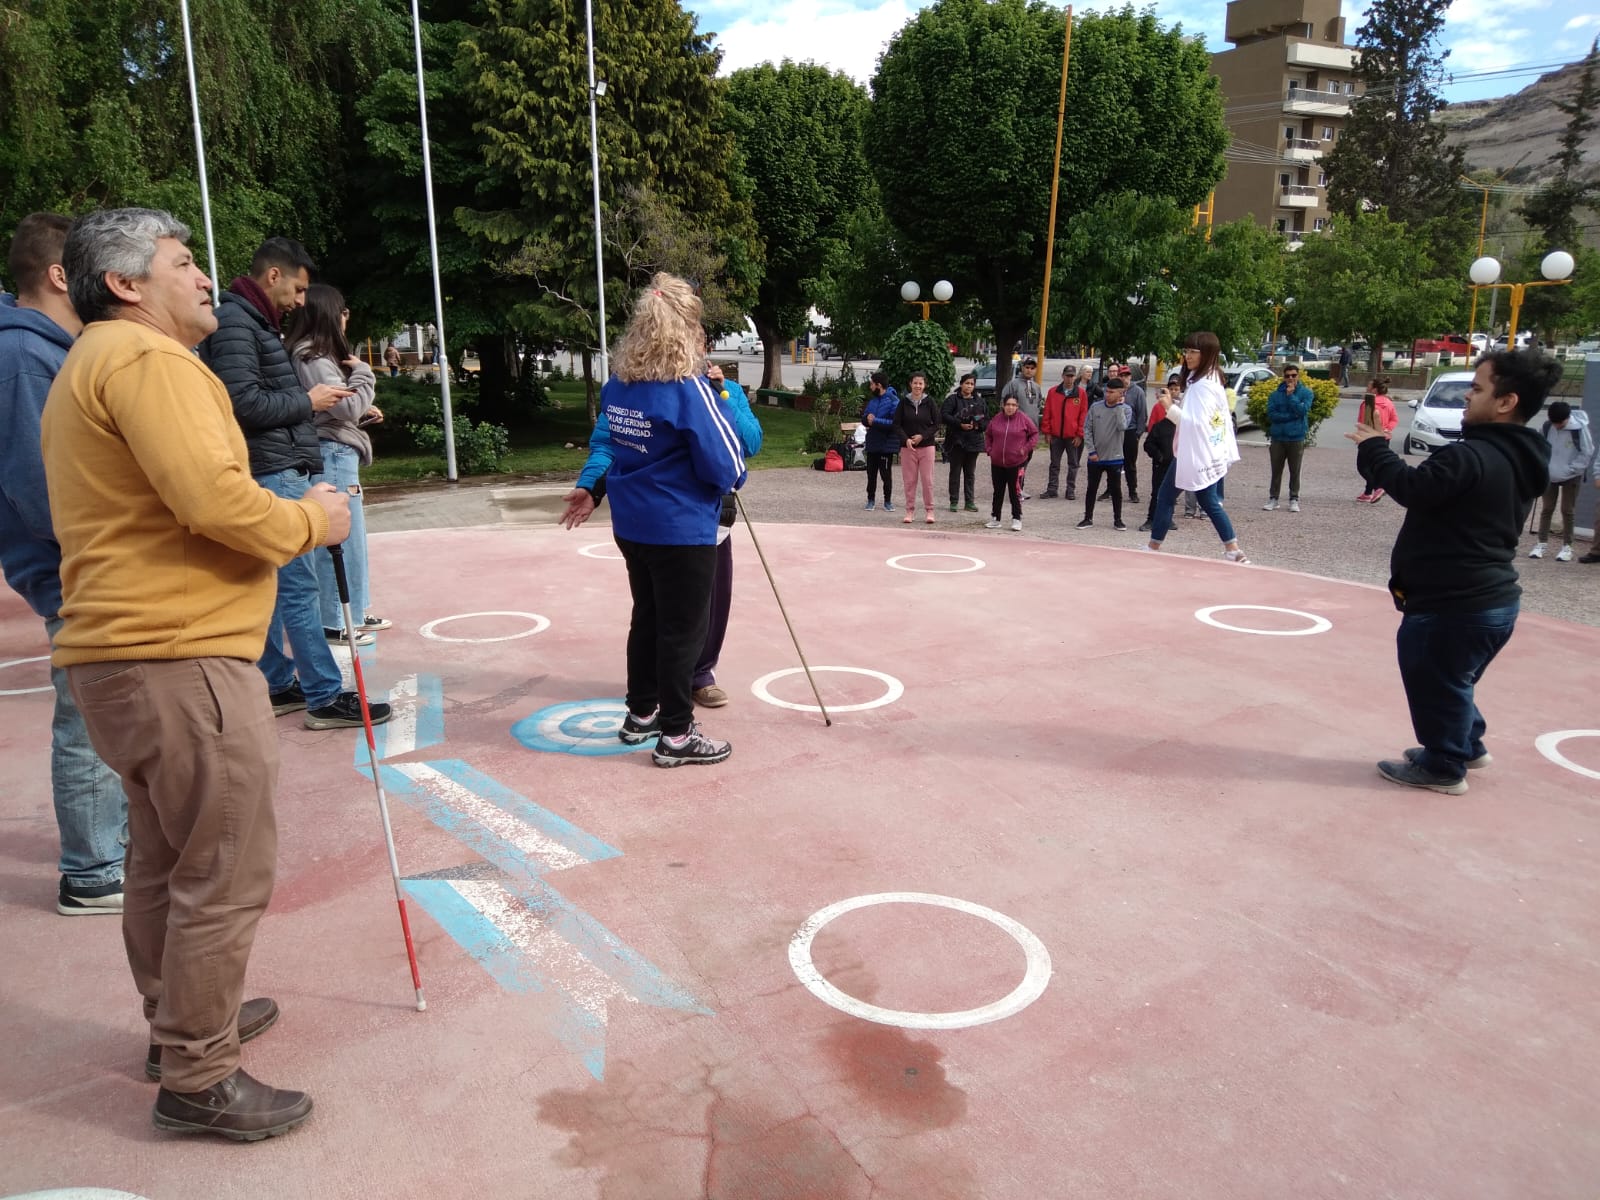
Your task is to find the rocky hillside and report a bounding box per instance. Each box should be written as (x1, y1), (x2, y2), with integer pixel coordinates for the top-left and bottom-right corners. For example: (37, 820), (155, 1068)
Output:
(1438, 57), (1600, 183)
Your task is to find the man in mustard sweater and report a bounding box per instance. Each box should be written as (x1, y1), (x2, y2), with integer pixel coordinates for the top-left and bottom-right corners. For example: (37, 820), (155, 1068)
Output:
(41, 209), (350, 1142)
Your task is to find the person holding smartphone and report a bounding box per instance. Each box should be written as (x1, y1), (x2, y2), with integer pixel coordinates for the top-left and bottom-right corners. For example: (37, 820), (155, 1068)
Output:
(288, 284), (388, 644)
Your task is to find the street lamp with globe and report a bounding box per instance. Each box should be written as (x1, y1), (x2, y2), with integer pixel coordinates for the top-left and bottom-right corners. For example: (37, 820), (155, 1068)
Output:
(902, 279), (953, 321)
(1468, 251), (1574, 347)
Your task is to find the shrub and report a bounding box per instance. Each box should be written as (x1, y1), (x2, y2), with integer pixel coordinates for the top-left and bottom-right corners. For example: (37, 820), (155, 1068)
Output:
(414, 414), (511, 475)
(878, 320), (955, 403)
(1246, 376), (1341, 446)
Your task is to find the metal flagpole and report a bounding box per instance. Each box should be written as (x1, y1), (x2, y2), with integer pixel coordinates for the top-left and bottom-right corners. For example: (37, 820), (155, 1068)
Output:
(178, 0), (220, 302)
(1034, 6), (1073, 371)
(585, 0), (611, 382)
(410, 0), (458, 481)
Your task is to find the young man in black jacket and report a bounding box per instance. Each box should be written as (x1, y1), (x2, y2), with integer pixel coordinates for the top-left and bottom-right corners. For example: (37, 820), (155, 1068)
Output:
(199, 238), (389, 730)
(1349, 349), (1560, 795)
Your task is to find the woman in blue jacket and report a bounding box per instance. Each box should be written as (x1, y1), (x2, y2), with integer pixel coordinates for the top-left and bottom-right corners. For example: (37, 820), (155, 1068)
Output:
(861, 370), (902, 511)
(581, 274), (747, 766)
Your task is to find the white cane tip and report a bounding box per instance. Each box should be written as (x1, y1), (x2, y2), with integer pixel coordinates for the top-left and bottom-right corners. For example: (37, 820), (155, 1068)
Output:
(416, 997), (428, 1012)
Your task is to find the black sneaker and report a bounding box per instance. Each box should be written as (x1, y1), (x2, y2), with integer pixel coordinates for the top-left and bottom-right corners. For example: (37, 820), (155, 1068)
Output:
(57, 876), (123, 916)
(269, 682), (307, 716)
(652, 723), (731, 768)
(1076, 518), (1093, 529)
(618, 708), (661, 745)
(360, 614), (393, 631)
(304, 693), (392, 730)
(324, 627), (375, 647)
(1114, 521), (1129, 531)
(1137, 521), (1152, 532)
(1404, 746), (1492, 771)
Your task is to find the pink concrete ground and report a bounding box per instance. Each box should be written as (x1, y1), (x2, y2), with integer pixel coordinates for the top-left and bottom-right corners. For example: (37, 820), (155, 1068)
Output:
(1, 523), (1598, 1199)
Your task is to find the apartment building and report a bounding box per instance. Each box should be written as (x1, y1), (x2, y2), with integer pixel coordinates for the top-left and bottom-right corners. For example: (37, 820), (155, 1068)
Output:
(1209, 0), (1359, 243)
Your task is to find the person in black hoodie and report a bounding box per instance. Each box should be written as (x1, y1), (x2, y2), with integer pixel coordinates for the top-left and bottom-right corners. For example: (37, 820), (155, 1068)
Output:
(1349, 349), (1559, 795)
(941, 372), (988, 512)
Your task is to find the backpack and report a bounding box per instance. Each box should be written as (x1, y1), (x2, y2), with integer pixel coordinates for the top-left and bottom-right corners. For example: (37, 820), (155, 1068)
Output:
(823, 448), (844, 472)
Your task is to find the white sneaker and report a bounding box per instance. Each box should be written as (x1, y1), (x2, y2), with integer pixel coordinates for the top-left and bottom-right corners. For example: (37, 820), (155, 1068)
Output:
(1010, 518), (1022, 531)
(985, 518), (1001, 529)
(1529, 542), (1547, 559)
(1288, 499), (1300, 513)
(1262, 498), (1278, 511)
(1557, 545), (1573, 562)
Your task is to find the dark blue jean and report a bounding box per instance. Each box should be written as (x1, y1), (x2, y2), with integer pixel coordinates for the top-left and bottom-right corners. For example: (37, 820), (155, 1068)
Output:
(257, 468), (344, 709)
(1151, 469), (1235, 544)
(1396, 605), (1518, 779)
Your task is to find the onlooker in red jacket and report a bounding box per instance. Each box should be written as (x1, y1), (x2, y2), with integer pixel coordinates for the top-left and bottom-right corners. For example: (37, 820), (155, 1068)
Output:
(1040, 364), (1089, 500)
(984, 394), (1039, 531)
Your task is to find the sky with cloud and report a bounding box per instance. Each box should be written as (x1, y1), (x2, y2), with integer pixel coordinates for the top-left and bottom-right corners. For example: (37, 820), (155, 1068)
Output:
(694, 0), (1590, 105)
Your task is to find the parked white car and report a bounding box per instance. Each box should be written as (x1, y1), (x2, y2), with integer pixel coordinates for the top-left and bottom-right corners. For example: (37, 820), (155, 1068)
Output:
(1224, 364), (1277, 431)
(1404, 371), (1472, 455)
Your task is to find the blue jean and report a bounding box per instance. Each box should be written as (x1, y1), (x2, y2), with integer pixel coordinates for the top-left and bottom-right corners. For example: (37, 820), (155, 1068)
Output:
(1151, 470), (1235, 544)
(44, 616), (129, 886)
(315, 441), (369, 626)
(257, 468), (344, 708)
(1396, 605), (1518, 779)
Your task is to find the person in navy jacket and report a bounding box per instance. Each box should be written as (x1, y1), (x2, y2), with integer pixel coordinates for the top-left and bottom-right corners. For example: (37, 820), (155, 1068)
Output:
(861, 371), (901, 511)
(575, 274), (746, 766)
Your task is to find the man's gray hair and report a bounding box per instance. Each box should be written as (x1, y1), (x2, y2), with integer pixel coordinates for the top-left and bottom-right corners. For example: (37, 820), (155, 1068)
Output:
(63, 208), (192, 324)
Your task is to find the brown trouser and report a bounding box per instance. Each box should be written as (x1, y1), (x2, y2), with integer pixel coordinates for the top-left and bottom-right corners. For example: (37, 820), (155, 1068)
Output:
(1537, 479), (1580, 544)
(68, 657), (279, 1092)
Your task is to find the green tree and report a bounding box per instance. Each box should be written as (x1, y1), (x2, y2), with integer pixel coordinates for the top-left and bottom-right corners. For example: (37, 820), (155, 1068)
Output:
(1324, 0), (1471, 233)
(878, 319), (956, 401)
(864, 1), (1226, 396)
(1515, 39), (1599, 341)
(0, 0), (402, 277)
(1288, 209), (1460, 367)
(813, 200), (908, 364)
(1170, 219), (1288, 358)
(457, 0), (759, 415)
(725, 62), (872, 389)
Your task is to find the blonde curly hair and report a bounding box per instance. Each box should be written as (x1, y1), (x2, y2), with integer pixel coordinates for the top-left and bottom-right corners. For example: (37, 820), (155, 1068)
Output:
(610, 273), (704, 383)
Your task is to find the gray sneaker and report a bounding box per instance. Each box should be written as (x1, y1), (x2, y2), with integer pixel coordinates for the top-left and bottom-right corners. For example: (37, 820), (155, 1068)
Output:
(652, 723), (731, 767)
(618, 707), (660, 744)
(1288, 498), (1300, 513)
(1262, 498), (1279, 511)
(1377, 758), (1467, 795)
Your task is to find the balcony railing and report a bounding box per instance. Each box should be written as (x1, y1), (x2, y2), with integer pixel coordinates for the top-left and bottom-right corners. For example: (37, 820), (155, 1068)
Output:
(1284, 87), (1351, 115)
(1279, 185), (1319, 208)
(1282, 137), (1324, 161)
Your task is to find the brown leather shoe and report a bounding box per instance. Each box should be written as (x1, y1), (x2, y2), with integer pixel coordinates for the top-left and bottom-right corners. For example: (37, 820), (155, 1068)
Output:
(693, 685), (729, 708)
(153, 1067), (312, 1141)
(145, 996), (279, 1081)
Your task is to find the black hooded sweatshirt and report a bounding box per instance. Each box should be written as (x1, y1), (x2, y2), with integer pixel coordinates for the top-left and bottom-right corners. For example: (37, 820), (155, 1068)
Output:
(1358, 421), (1550, 614)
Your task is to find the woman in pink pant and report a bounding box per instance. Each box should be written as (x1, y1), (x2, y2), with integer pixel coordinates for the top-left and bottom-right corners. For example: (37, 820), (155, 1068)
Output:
(893, 372), (940, 523)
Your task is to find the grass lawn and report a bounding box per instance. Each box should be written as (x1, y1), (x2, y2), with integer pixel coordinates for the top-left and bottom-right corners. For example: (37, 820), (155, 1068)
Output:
(362, 377), (820, 486)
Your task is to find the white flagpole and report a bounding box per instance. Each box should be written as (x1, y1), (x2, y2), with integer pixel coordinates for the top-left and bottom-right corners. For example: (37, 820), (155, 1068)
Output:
(585, 0), (610, 382)
(178, 0), (219, 301)
(410, 0), (458, 481)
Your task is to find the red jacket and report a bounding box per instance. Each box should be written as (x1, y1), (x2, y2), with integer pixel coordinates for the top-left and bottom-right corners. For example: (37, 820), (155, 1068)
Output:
(1042, 383), (1088, 439)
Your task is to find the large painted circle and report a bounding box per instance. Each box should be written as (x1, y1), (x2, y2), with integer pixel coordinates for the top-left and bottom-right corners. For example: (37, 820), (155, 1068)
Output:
(512, 699), (643, 757)
(1534, 730), (1600, 782)
(419, 611), (550, 643)
(886, 553), (986, 575)
(750, 666), (904, 713)
(578, 542), (625, 561)
(0, 655), (53, 697)
(1194, 605), (1332, 637)
(789, 892), (1053, 1030)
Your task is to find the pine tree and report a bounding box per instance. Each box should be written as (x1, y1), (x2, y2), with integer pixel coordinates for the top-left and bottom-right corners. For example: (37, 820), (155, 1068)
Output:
(1518, 39), (1599, 249)
(1324, 0), (1469, 229)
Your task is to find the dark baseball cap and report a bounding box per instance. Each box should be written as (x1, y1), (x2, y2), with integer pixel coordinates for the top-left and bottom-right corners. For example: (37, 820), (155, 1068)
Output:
(1022, 356), (1037, 366)
(1106, 375), (1126, 389)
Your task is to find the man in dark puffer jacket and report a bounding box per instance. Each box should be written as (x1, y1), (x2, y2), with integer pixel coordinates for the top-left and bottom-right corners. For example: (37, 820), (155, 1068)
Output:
(199, 238), (389, 730)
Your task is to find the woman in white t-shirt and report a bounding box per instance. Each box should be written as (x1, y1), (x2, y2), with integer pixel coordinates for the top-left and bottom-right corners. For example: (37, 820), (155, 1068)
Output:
(1146, 331), (1250, 564)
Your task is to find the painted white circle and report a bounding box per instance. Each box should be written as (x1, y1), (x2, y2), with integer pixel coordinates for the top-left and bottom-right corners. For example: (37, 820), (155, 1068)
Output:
(419, 611), (551, 643)
(886, 553), (986, 575)
(1194, 605), (1332, 637)
(1535, 730), (1600, 782)
(750, 666), (904, 713)
(0, 655), (53, 696)
(578, 542), (625, 561)
(789, 892), (1053, 1030)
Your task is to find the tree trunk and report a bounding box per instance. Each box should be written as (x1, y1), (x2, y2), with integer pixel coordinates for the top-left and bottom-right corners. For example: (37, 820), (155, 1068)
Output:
(1371, 340), (1386, 379)
(475, 333), (514, 422)
(754, 317), (784, 390)
(582, 346), (598, 425)
(991, 317), (1027, 396)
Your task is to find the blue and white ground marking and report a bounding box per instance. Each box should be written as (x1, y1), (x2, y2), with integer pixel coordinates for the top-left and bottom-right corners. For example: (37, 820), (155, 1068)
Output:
(511, 698), (641, 757)
(366, 758), (708, 1077)
(358, 673), (445, 765)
